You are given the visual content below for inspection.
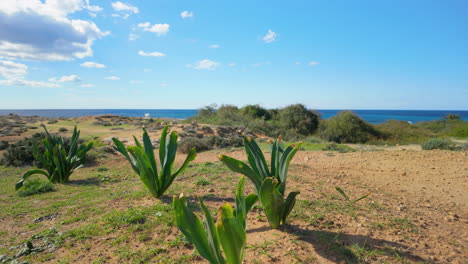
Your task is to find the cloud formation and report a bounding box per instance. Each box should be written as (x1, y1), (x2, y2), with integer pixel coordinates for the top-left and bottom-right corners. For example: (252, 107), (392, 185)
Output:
(180, 11), (193, 18)
(0, 0), (109, 61)
(262, 30), (277, 43)
(138, 51), (166, 57)
(105, 76), (120, 80)
(309, 61), (319, 66)
(49, 75), (81, 82)
(210, 44), (220, 48)
(111, 1), (138, 14)
(188, 59), (220, 71)
(137, 22), (170, 36)
(0, 59), (58, 87)
(80, 61), (106, 68)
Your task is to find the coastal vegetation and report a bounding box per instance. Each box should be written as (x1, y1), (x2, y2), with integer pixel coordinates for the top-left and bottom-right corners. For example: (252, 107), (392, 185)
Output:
(0, 112), (466, 263)
(15, 125), (92, 190)
(190, 104), (468, 145)
(112, 126), (196, 198)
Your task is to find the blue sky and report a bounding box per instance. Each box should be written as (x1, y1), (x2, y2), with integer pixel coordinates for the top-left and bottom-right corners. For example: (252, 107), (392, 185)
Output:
(0, 0), (467, 110)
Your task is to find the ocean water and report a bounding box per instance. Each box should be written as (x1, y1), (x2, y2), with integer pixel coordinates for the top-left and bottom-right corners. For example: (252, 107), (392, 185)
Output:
(0, 109), (467, 124)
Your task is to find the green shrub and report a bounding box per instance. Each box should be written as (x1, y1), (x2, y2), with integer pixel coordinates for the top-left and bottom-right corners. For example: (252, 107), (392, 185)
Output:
(216, 105), (245, 125)
(0, 133), (48, 167)
(113, 126), (196, 198)
(179, 135), (243, 154)
(0, 140), (9, 150)
(240, 104), (271, 120)
(17, 178), (56, 197)
(421, 138), (457, 150)
(219, 137), (301, 229)
(278, 104), (319, 137)
(15, 125), (92, 190)
(319, 111), (380, 143)
(443, 114), (461, 121)
(179, 137), (211, 154)
(58, 127), (68, 132)
(373, 120), (432, 145)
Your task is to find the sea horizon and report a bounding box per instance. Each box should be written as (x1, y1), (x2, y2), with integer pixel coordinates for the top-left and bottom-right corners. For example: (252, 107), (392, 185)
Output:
(1, 109), (467, 124)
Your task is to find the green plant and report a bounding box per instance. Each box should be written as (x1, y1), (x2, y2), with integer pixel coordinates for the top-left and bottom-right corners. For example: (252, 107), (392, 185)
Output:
(112, 126), (196, 198)
(15, 125), (92, 190)
(278, 104), (319, 137)
(0, 133), (47, 167)
(173, 177), (254, 264)
(421, 138), (456, 150)
(319, 111), (380, 143)
(17, 178), (56, 197)
(219, 137), (301, 228)
(335, 187), (370, 204)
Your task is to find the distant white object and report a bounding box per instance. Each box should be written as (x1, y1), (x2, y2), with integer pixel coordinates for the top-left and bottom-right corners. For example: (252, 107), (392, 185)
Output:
(407, 121), (413, 124)
(144, 113), (150, 118)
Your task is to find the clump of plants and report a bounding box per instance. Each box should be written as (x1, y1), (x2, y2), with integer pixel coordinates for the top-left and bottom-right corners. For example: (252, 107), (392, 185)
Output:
(179, 135), (243, 154)
(15, 125), (92, 190)
(219, 136), (301, 228)
(0, 133), (47, 167)
(421, 138), (457, 150)
(173, 177), (256, 264)
(188, 103), (319, 140)
(113, 126), (196, 198)
(17, 178), (56, 197)
(319, 111), (381, 143)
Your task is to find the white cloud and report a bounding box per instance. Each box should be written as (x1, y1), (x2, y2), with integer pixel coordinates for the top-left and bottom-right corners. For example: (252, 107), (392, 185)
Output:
(138, 51), (166, 57)
(80, 83), (94, 87)
(209, 44), (220, 48)
(49, 74), (81, 82)
(309, 61), (319, 66)
(130, 80), (143, 84)
(295, 62), (301, 65)
(105, 76), (120, 80)
(0, 79), (59, 88)
(143, 68), (152, 72)
(180, 11), (193, 19)
(111, 1), (138, 14)
(160, 83), (168, 87)
(188, 59), (220, 71)
(0, 0), (109, 61)
(80, 61), (106, 68)
(137, 22), (170, 36)
(0, 60), (27, 79)
(262, 29), (277, 43)
(228, 63), (236, 67)
(129, 33), (139, 41)
(0, 59), (58, 87)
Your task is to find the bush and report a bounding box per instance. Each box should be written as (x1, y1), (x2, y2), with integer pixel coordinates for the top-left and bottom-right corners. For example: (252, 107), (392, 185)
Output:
(0, 140), (9, 150)
(319, 111), (380, 143)
(277, 104), (319, 137)
(178, 137), (211, 154)
(0, 133), (48, 167)
(421, 138), (457, 150)
(17, 178), (55, 197)
(58, 127), (68, 132)
(216, 105), (244, 125)
(178, 135), (244, 154)
(240, 104), (271, 120)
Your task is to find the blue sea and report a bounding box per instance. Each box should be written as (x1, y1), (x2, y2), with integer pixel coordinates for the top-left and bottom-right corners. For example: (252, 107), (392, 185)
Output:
(0, 109), (467, 124)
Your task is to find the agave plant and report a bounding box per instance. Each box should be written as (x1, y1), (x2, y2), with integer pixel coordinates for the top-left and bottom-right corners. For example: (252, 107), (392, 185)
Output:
(173, 177), (255, 264)
(218, 136), (301, 228)
(16, 125), (92, 190)
(112, 126), (196, 198)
